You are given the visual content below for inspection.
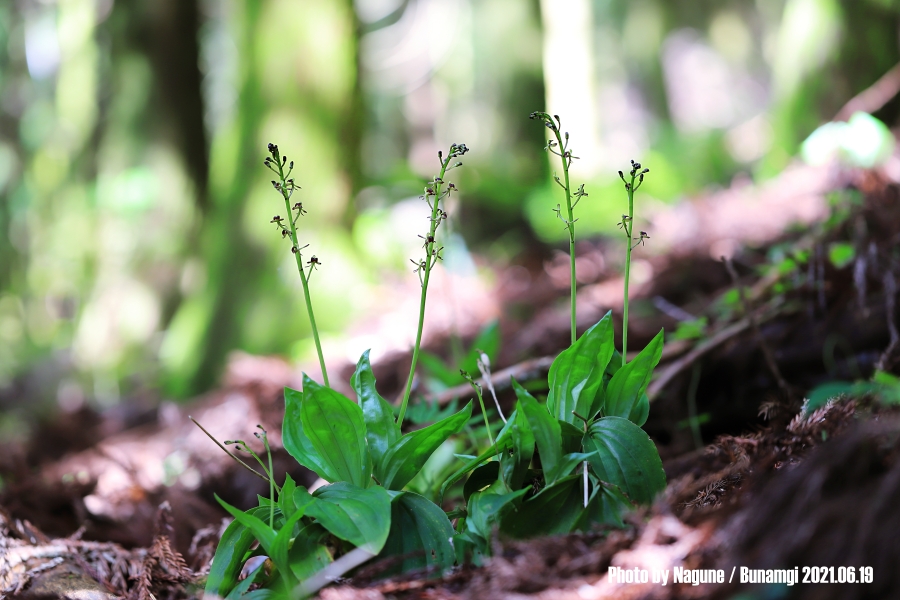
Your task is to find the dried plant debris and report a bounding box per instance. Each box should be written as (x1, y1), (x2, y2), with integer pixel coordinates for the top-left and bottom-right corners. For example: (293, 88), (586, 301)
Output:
(670, 398), (857, 515)
(724, 418), (900, 600)
(129, 502), (195, 600)
(1, 502), (198, 600)
(683, 474), (743, 509)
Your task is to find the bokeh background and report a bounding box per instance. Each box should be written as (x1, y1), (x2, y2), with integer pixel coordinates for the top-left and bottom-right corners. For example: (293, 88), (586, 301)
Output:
(1, 0), (898, 430)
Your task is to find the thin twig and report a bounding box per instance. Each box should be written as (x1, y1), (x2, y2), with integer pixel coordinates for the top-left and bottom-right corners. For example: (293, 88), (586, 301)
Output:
(835, 61), (900, 121)
(723, 257), (791, 395)
(648, 316), (757, 400)
(427, 339), (694, 407)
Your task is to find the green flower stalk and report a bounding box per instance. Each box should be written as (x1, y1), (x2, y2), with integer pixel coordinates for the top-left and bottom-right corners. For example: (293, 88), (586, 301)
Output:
(530, 112), (588, 346)
(397, 143), (469, 428)
(461, 369), (494, 447)
(617, 160), (650, 366)
(265, 143), (329, 387)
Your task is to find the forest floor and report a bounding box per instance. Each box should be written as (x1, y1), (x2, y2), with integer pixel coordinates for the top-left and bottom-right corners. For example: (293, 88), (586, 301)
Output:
(2, 158), (900, 600)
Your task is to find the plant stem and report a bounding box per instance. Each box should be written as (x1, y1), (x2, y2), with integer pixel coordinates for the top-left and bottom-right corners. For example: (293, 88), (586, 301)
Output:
(622, 180), (635, 367)
(397, 151), (457, 427)
(549, 126), (577, 346)
(189, 416), (270, 485)
(463, 371), (494, 447)
(274, 157), (330, 387)
(263, 431), (274, 529)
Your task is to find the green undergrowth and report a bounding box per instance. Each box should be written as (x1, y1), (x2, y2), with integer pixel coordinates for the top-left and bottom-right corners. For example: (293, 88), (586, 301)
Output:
(198, 119), (668, 599)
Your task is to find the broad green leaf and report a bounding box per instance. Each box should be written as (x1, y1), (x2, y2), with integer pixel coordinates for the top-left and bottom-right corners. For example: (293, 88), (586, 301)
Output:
(379, 401), (473, 490)
(513, 379), (564, 483)
(466, 483), (530, 541)
(224, 560), (264, 600)
(380, 492), (455, 575)
(305, 482), (392, 553)
(558, 451), (596, 479)
(574, 481), (633, 530)
(807, 380), (882, 410)
(629, 393), (650, 427)
(215, 496), (302, 589)
(279, 473), (297, 520)
(584, 417), (666, 505)
(299, 374), (371, 487)
(205, 506), (271, 598)
(288, 524), (332, 581)
(215, 495), (276, 556)
(547, 312), (615, 424)
(499, 408), (534, 491)
(351, 350), (400, 467)
(559, 420), (584, 454)
(604, 329), (664, 422)
(269, 509), (307, 588)
(439, 434), (512, 503)
(242, 591), (276, 600)
(283, 387), (337, 482)
(500, 474), (582, 538)
(463, 461), (500, 501)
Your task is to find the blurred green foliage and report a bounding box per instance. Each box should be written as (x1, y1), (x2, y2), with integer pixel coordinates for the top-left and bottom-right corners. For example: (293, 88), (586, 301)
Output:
(1, 0), (899, 409)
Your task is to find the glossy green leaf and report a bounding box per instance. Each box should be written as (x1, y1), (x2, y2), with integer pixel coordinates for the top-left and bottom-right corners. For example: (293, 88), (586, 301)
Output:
(282, 387), (337, 482)
(439, 433), (512, 503)
(299, 374), (371, 487)
(604, 329), (664, 422)
(215, 495), (303, 589)
(351, 350), (400, 467)
(574, 481), (634, 530)
(241, 591), (276, 600)
(269, 510), (307, 588)
(513, 379), (564, 483)
(500, 474), (582, 538)
(378, 401), (472, 490)
(279, 473), (297, 520)
(628, 393), (650, 427)
(304, 482), (392, 553)
(547, 312), (615, 424)
(205, 506), (271, 598)
(288, 524), (332, 581)
(558, 451), (596, 479)
(466, 482), (530, 541)
(224, 560), (264, 600)
(584, 416), (666, 505)
(499, 408), (534, 491)
(558, 419), (584, 455)
(380, 492), (456, 575)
